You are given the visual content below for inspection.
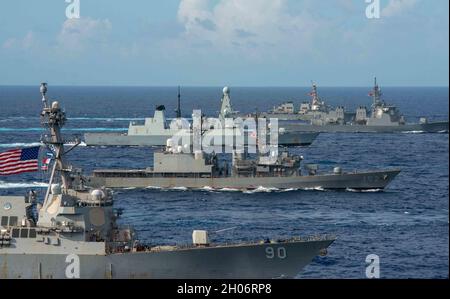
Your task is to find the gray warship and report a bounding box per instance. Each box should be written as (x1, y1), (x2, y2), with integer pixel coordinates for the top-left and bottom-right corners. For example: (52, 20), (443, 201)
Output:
(0, 83), (335, 279)
(260, 83), (354, 123)
(262, 79), (449, 133)
(85, 138), (400, 191)
(84, 87), (320, 147)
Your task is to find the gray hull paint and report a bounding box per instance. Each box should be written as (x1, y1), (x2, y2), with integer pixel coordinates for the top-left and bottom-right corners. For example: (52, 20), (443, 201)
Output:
(0, 239), (333, 279)
(259, 112), (356, 122)
(84, 132), (320, 147)
(282, 121), (449, 133)
(87, 170), (400, 190)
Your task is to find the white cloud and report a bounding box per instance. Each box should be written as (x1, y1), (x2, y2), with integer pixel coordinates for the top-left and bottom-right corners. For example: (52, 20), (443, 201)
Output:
(175, 0), (323, 59)
(2, 31), (35, 50)
(382, 0), (419, 17)
(57, 17), (112, 51)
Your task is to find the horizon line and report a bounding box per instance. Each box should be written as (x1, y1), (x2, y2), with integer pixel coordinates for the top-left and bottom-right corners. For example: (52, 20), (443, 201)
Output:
(0, 84), (449, 88)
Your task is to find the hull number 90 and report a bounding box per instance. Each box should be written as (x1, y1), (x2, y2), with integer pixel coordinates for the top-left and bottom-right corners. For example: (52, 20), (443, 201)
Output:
(265, 247), (287, 259)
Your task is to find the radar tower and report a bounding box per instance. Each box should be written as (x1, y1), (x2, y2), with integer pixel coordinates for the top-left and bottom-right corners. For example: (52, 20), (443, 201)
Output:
(39, 83), (80, 207)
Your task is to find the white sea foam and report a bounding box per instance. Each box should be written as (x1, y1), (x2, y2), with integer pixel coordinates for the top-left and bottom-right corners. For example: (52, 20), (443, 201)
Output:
(68, 117), (143, 122)
(0, 181), (48, 189)
(145, 186), (162, 190)
(302, 186), (326, 192)
(0, 127), (127, 132)
(75, 128), (126, 132)
(218, 188), (241, 192)
(401, 131), (425, 134)
(0, 142), (87, 148)
(0, 142), (42, 148)
(171, 187), (188, 191)
(244, 186), (280, 194)
(346, 188), (382, 193)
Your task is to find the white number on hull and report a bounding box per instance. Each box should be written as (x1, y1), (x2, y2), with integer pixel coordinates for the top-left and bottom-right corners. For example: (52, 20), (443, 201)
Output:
(65, 254), (80, 279)
(265, 247), (287, 259)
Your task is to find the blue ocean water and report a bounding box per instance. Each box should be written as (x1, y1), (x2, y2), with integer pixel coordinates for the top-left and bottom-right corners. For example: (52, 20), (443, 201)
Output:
(0, 86), (448, 279)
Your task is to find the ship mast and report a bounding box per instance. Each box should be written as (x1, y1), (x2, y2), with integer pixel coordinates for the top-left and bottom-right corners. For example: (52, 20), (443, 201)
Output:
(310, 82), (321, 111)
(175, 86), (182, 119)
(371, 77), (383, 110)
(40, 83), (78, 207)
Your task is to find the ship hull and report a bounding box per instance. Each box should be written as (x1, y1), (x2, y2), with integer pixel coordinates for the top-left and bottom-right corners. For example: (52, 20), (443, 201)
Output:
(84, 132), (319, 147)
(281, 121), (449, 133)
(86, 169), (400, 191)
(0, 239), (333, 279)
(260, 112), (356, 122)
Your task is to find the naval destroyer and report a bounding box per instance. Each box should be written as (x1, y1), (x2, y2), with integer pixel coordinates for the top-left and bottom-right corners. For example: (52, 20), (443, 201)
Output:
(261, 79), (449, 133)
(85, 139), (400, 191)
(84, 87), (320, 147)
(0, 83), (335, 279)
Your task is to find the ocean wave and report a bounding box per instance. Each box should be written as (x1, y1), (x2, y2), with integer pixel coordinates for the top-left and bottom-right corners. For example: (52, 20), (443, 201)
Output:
(171, 187), (189, 191)
(0, 181), (48, 189)
(346, 188), (383, 193)
(401, 131), (425, 134)
(145, 186), (162, 190)
(1, 117), (142, 122)
(68, 117), (143, 122)
(244, 186), (280, 194)
(0, 142), (42, 148)
(109, 185), (385, 194)
(0, 127), (127, 132)
(0, 128), (43, 132)
(77, 128), (127, 132)
(302, 186), (326, 192)
(0, 142), (87, 148)
(117, 185), (327, 193)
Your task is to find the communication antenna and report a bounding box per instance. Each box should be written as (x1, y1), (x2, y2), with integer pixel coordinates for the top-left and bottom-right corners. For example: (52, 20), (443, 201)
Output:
(175, 86), (182, 119)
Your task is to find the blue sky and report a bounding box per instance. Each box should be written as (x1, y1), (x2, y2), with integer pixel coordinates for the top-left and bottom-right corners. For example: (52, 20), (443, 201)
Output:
(0, 0), (448, 86)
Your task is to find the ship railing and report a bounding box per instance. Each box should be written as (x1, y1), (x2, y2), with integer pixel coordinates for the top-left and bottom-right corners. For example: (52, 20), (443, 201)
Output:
(35, 225), (84, 234)
(150, 234), (337, 251)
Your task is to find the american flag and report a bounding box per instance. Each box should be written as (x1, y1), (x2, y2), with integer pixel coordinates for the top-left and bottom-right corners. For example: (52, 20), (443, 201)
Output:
(0, 147), (40, 175)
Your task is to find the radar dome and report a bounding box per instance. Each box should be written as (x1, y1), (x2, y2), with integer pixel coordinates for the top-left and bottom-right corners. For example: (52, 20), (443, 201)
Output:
(223, 86), (230, 95)
(91, 189), (105, 200)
